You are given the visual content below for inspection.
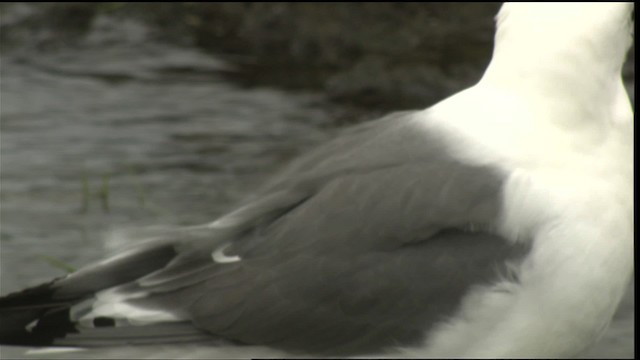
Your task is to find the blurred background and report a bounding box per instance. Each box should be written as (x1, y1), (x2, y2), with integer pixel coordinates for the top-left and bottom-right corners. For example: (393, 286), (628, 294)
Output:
(0, 3), (634, 358)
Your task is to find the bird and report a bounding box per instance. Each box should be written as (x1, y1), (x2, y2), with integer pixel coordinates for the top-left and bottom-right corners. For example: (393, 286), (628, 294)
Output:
(0, 2), (634, 358)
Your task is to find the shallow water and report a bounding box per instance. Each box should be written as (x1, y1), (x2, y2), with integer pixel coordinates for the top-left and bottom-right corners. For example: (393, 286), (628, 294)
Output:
(0, 34), (634, 360)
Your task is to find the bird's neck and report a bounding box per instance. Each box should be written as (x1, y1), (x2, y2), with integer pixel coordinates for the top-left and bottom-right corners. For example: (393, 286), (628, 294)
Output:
(479, 3), (633, 130)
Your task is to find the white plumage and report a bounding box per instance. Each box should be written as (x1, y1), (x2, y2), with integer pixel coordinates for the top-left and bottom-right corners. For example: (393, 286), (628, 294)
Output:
(405, 3), (633, 357)
(0, 2), (633, 359)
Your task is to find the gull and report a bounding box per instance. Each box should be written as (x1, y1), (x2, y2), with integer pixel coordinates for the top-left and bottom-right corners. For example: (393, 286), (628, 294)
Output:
(0, 2), (634, 358)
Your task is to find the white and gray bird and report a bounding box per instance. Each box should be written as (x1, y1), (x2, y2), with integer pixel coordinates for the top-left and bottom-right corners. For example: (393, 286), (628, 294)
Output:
(0, 2), (634, 359)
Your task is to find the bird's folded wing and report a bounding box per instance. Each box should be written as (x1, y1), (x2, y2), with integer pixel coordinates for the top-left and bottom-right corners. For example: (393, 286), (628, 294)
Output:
(0, 111), (530, 355)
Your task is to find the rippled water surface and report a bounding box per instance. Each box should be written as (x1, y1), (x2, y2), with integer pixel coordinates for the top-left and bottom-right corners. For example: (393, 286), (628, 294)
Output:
(0, 42), (335, 291)
(0, 37), (634, 359)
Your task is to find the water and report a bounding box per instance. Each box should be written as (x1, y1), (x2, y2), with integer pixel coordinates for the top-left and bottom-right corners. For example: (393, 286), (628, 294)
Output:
(0, 25), (634, 360)
(0, 41), (334, 292)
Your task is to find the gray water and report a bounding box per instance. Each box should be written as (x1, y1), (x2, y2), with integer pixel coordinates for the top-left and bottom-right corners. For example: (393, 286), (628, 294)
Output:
(0, 32), (634, 360)
(0, 40), (335, 290)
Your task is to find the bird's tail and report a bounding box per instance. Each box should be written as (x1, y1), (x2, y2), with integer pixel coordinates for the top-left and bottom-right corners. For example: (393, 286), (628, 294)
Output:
(0, 244), (209, 347)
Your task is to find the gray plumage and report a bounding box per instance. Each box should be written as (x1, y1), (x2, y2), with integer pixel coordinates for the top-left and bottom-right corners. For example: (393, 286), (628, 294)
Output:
(0, 111), (529, 355)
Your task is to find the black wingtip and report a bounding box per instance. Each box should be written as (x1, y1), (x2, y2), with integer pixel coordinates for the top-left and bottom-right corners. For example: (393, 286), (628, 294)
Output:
(0, 307), (78, 346)
(0, 279), (56, 345)
(0, 243), (179, 347)
(0, 279), (77, 347)
(0, 278), (61, 309)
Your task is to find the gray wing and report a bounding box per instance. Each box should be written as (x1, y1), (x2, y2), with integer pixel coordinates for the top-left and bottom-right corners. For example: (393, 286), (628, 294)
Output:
(0, 111), (528, 355)
(124, 111), (528, 354)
